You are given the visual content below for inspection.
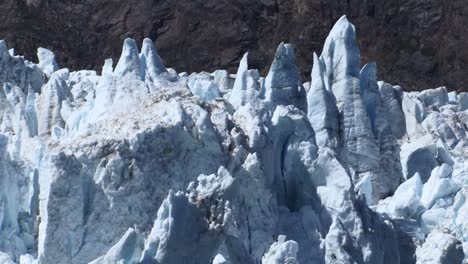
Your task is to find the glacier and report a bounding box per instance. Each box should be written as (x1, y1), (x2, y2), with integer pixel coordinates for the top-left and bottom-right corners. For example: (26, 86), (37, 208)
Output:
(0, 15), (466, 264)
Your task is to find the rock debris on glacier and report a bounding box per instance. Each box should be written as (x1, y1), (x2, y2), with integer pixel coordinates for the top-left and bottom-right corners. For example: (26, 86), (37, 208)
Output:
(0, 15), (466, 264)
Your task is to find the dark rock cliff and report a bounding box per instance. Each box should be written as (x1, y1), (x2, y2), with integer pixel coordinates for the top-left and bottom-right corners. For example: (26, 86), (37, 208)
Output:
(1, 0), (466, 91)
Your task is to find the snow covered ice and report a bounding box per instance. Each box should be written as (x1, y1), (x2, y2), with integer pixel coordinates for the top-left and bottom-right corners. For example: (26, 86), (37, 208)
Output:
(0, 15), (466, 264)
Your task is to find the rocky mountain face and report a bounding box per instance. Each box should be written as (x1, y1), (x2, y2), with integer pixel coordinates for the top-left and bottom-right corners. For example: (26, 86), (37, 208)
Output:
(0, 13), (467, 263)
(0, 0), (467, 91)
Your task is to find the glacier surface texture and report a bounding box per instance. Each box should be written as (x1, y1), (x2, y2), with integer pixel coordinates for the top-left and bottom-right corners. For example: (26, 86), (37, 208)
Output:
(0, 15), (466, 264)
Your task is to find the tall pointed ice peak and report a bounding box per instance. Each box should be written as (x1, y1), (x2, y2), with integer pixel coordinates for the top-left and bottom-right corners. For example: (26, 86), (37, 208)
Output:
(37, 47), (59, 77)
(379, 82), (406, 139)
(307, 52), (339, 148)
(264, 42), (306, 112)
(0, 40), (9, 59)
(140, 38), (167, 82)
(230, 52), (256, 108)
(356, 62), (404, 202)
(310, 53), (327, 91)
(114, 38), (142, 79)
(327, 15), (356, 43)
(341, 67), (379, 187)
(94, 58), (115, 112)
(265, 43), (300, 89)
(233, 52), (249, 89)
(320, 15), (360, 103)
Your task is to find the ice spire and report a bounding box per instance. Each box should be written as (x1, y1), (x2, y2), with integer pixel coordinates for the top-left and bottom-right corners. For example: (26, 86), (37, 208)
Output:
(140, 38), (167, 82)
(114, 38), (142, 79)
(230, 52), (249, 108)
(312, 15), (403, 203)
(307, 52), (339, 148)
(359, 62), (403, 200)
(0, 40), (9, 59)
(320, 15), (360, 104)
(229, 53), (261, 108)
(37, 47), (59, 77)
(264, 43), (307, 112)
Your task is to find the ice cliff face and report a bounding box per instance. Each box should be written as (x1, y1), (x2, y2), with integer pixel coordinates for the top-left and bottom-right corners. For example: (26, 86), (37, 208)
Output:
(0, 16), (466, 264)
